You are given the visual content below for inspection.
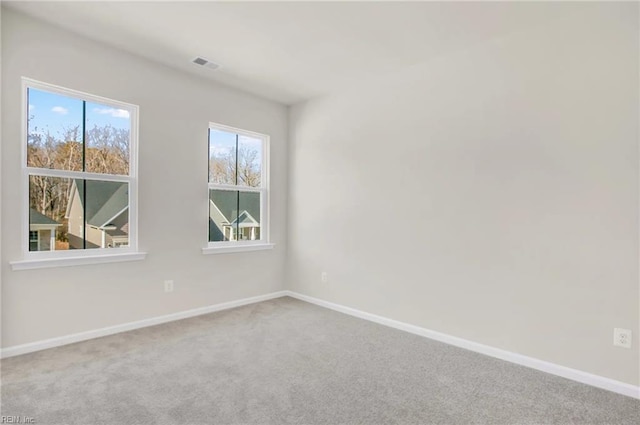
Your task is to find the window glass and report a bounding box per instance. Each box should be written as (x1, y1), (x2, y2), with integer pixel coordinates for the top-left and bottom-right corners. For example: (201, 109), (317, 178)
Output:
(24, 80), (137, 258)
(28, 176), (75, 251)
(85, 101), (131, 175)
(209, 189), (239, 242)
(81, 180), (130, 249)
(209, 129), (237, 185)
(207, 123), (267, 247)
(237, 135), (262, 188)
(27, 88), (83, 172)
(29, 231), (39, 252)
(238, 191), (261, 241)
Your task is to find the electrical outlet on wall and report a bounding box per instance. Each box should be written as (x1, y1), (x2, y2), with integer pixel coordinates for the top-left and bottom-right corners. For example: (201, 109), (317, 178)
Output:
(613, 328), (632, 348)
(321, 272), (328, 283)
(164, 280), (174, 293)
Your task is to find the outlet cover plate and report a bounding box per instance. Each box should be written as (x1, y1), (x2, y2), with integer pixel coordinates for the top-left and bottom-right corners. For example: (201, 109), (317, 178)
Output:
(613, 328), (632, 349)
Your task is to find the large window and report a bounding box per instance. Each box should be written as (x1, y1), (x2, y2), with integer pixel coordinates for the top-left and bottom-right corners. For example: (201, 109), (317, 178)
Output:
(207, 123), (270, 251)
(22, 78), (138, 262)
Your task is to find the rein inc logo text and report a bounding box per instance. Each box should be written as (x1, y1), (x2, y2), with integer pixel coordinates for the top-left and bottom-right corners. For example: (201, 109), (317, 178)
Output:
(1, 417), (35, 424)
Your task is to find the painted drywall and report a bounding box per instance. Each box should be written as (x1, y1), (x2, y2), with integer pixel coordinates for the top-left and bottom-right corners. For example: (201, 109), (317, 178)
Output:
(288, 3), (639, 385)
(1, 8), (288, 348)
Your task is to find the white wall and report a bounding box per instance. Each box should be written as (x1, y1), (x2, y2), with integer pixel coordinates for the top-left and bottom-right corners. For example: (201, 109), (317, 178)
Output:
(1, 9), (288, 348)
(288, 3), (639, 385)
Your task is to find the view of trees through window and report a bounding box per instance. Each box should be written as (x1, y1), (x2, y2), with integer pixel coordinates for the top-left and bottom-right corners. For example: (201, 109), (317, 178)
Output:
(27, 86), (132, 251)
(209, 129), (262, 187)
(208, 127), (264, 243)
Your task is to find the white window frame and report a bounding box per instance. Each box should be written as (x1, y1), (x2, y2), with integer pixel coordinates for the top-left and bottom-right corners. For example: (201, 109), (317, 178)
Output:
(11, 78), (146, 270)
(203, 122), (273, 254)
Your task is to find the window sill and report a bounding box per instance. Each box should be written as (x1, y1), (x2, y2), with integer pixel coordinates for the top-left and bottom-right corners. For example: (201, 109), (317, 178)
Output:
(10, 252), (147, 271)
(202, 243), (275, 255)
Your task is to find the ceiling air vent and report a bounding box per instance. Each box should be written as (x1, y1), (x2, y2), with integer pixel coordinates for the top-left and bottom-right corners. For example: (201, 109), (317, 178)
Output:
(192, 57), (220, 70)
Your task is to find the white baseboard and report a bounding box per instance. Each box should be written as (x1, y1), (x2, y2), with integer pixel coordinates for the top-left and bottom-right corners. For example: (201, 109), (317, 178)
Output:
(3, 289), (638, 400)
(284, 291), (640, 400)
(0, 291), (288, 359)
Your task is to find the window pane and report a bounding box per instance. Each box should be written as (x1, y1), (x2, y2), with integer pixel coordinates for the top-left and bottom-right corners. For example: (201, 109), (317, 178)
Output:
(29, 176), (76, 251)
(209, 189), (239, 242)
(237, 135), (262, 188)
(85, 102), (131, 175)
(82, 180), (130, 249)
(27, 88), (83, 171)
(29, 231), (39, 251)
(29, 177), (129, 250)
(237, 191), (261, 241)
(209, 129), (238, 185)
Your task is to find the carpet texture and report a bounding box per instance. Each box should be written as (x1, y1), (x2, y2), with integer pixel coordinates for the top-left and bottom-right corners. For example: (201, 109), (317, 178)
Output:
(1, 296), (638, 424)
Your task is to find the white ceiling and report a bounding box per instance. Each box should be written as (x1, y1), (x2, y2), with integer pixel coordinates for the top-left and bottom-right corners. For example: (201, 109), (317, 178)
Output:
(5, 1), (576, 105)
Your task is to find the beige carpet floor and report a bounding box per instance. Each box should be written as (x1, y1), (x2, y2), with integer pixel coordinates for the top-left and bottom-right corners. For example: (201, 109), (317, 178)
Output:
(1, 296), (639, 424)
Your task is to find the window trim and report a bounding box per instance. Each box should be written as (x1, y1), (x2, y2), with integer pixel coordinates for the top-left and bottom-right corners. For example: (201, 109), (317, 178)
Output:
(204, 122), (272, 254)
(11, 77), (145, 270)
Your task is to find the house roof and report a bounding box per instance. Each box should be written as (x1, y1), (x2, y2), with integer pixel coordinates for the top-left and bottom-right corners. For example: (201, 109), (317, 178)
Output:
(209, 190), (260, 225)
(231, 211), (259, 228)
(29, 208), (62, 226)
(74, 180), (128, 227)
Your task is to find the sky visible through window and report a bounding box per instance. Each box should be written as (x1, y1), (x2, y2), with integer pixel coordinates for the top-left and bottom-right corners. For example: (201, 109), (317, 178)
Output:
(209, 129), (237, 158)
(209, 128), (263, 186)
(209, 129), (262, 163)
(28, 88), (130, 136)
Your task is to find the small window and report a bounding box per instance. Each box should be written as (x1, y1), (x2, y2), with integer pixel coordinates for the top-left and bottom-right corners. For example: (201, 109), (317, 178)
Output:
(208, 123), (269, 248)
(23, 78), (138, 259)
(29, 231), (39, 252)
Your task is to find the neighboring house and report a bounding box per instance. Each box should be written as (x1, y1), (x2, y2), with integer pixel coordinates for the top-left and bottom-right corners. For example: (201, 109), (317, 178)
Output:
(209, 191), (260, 242)
(65, 180), (129, 249)
(29, 208), (62, 251)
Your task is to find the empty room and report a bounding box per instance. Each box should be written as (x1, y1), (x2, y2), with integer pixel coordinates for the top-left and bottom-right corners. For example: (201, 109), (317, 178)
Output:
(0, 1), (638, 424)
